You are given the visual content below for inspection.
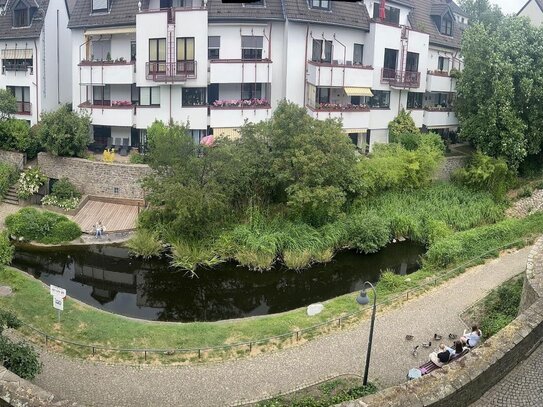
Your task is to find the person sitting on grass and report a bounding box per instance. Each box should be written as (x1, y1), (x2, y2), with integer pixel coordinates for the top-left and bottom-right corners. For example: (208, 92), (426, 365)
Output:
(429, 343), (453, 367)
(461, 325), (482, 348)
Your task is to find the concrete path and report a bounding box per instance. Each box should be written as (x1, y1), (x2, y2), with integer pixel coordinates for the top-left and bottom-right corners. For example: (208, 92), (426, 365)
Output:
(31, 247), (530, 407)
(471, 341), (543, 406)
(0, 202), (19, 229)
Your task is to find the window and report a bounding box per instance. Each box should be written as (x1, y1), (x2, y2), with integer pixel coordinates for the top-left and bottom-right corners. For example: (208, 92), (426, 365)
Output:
(241, 83), (262, 100)
(406, 52), (419, 72)
(368, 91), (390, 109)
(442, 18), (453, 36)
(312, 39), (332, 63)
(317, 88), (330, 104)
(373, 2), (400, 24)
(245, 0), (264, 6)
(7, 86), (30, 113)
(437, 92), (451, 107)
(13, 1), (33, 28)
(92, 0), (108, 12)
(241, 36), (263, 60)
(353, 44), (364, 65)
(140, 87), (161, 106)
(177, 37), (195, 61)
(2, 49), (33, 73)
(438, 56), (450, 72)
(93, 85), (110, 106)
(160, 0), (186, 7)
(383, 48), (397, 79)
(149, 38), (166, 73)
(182, 88), (206, 106)
(407, 92), (423, 109)
(309, 0), (329, 10)
(189, 130), (205, 144)
(131, 84), (139, 105)
(208, 36), (220, 60)
(130, 41), (137, 62)
(91, 40), (111, 61)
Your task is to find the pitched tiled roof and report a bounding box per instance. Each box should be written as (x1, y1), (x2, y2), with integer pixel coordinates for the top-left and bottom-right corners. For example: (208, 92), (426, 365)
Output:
(0, 0), (49, 39)
(283, 0), (370, 30)
(208, 0), (284, 22)
(408, 0), (463, 49)
(68, 0), (137, 29)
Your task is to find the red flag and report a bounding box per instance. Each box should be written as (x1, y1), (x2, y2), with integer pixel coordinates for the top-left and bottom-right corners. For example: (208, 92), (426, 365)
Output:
(379, 0), (386, 20)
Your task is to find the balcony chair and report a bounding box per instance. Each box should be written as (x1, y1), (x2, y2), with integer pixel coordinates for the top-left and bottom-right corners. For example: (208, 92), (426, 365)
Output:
(119, 139), (130, 157)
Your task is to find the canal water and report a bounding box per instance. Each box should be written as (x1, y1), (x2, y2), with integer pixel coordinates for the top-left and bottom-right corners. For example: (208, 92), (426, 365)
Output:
(12, 241), (425, 322)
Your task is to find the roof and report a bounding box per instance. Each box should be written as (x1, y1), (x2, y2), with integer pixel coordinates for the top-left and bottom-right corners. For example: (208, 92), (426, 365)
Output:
(0, 0), (49, 39)
(207, 0), (284, 22)
(448, 0), (468, 17)
(283, 0), (370, 30)
(518, 0), (543, 15)
(68, 0), (138, 29)
(64, 0), (77, 17)
(408, 0), (463, 49)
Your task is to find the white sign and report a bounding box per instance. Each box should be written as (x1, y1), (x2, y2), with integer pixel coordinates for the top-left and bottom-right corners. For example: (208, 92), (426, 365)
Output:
(53, 296), (64, 311)
(50, 285), (66, 298)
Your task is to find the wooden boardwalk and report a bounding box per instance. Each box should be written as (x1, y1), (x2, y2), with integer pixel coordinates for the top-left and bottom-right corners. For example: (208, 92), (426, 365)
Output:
(73, 199), (139, 234)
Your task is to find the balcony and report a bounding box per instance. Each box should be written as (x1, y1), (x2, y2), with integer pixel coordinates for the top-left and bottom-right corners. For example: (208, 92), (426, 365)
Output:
(209, 59), (272, 84)
(426, 70), (456, 93)
(79, 102), (134, 127)
(15, 101), (31, 115)
(307, 105), (370, 129)
(307, 61), (373, 88)
(2, 63), (33, 75)
(381, 68), (420, 88)
(210, 99), (271, 128)
(423, 107), (458, 128)
(146, 61), (196, 82)
(79, 61), (136, 85)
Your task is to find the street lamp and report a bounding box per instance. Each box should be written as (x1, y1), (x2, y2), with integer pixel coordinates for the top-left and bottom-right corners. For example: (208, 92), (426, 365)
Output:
(356, 281), (377, 386)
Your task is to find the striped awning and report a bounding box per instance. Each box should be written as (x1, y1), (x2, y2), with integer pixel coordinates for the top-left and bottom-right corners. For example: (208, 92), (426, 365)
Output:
(1, 49), (32, 59)
(85, 26), (136, 36)
(213, 128), (240, 139)
(344, 87), (373, 97)
(344, 128), (368, 134)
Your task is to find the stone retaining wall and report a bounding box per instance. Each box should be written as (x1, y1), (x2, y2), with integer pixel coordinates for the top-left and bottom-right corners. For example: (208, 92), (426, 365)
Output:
(337, 237), (543, 407)
(435, 156), (467, 181)
(37, 152), (151, 200)
(0, 150), (25, 171)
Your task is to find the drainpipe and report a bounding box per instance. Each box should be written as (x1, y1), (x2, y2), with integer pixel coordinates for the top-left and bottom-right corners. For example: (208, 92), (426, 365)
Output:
(56, 9), (60, 104)
(303, 24), (309, 109)
(332, 33), (346, 87)
(169, 84), (172, 123)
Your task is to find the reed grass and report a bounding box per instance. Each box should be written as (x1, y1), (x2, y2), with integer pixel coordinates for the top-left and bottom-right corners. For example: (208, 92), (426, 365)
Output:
(125, 229), (163, 259)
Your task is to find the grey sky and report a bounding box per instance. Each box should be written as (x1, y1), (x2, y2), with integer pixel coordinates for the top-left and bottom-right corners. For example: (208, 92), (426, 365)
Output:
(489, 0), (526, 14)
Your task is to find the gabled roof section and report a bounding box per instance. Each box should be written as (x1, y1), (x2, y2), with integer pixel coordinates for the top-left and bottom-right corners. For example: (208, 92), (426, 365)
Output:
(208, 0), (284, 22)
(518, 0), (543, 15)
(68, 0), (138, 29)
(283, 0), (370, 30)
(408, 0), (463, 49)
(0, 0), (48, 40)
(448, 0), (468, 17)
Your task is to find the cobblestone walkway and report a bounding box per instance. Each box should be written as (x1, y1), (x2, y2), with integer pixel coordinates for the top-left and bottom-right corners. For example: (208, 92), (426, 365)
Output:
(29, 247), (530, 407)
(472, 341), (543, 406)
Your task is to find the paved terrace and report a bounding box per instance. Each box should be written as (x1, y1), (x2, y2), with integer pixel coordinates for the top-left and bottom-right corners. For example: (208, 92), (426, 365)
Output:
(28, 246), (530, 407)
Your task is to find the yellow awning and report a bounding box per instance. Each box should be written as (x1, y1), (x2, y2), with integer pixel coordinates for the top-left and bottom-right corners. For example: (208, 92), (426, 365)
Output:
(344, 128), (368, 134)
(213, 128), (241, 139)
(1, 48), (32, 59)
(344, 87), (373, 97)
(85, 26), (136, 36)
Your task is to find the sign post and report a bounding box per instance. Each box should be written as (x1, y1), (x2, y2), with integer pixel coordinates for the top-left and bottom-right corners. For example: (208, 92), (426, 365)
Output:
(50, 285), (66, 323)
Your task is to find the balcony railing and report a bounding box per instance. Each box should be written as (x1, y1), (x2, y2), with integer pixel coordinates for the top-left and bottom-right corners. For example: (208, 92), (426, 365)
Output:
(310, 103), (370, 112)
(308, 60), (373, 70)
(2, 63), (33, 74)
(381, 68), (420, 88)
(146, 61), (196, 82)
(16, 101), (31, 115)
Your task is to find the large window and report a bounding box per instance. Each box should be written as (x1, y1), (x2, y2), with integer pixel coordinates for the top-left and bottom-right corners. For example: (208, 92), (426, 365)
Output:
(384, 48), (397, 71)
(140, 87), (161, 106)
(182, 88), (206, 106)
(312, 39), (332, 63)
(177, 37), (195, 61)
(7, 86), (30, 113)
(406, 52), (419, 72)
(317, 88), (330, 104)
(2, 49), (33, 73)
(407, 92), (423, 109)
(241, 36), (263, 60)
(92, 0), (108, 12)
(353, 44), (364, 65)
(91, 39), (111, 61)
(310, 0), (330, 10)
(373, 2), (400, 24)
(438, 56), (450, 72)
(93, 85), (110, 106)
(208, 36), (220, 60)
(442, 18), (453, 36)
(149, 38), (166, 73)
(368, 91), (390, 109)
(241, 83), (262, 100)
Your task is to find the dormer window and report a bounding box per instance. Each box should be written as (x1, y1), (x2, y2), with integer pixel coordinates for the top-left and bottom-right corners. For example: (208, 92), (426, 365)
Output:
(92, 0), (109, 13)
(12, 1), (35, 28)
(372, 2), (400, 25)
(442, 18), (453, 36)
(309, 0), (330, 10)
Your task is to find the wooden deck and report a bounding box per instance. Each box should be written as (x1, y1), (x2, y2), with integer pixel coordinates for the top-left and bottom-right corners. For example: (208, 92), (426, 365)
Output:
(73, 199), (139, 234)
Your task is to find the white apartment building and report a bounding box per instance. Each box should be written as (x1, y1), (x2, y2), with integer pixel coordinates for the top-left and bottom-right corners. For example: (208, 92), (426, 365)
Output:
(0, 0), (72, 125)
(68, 0), (464, 152)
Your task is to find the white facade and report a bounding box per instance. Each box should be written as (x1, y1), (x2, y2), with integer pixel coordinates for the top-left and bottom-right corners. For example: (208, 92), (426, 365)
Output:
(70, 0), (461, 151)
(0, 0), (71, 125)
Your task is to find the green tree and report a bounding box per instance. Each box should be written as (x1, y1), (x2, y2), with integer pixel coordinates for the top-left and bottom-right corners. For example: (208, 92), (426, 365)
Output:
(0, 89), (16, 120)
(459, 0), (503, 28)
(40, 104), (91, 157)
(388, 109), (419, 145)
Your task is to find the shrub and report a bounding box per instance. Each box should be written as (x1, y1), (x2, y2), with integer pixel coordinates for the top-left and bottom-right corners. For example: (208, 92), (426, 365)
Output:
(41, 194), (80, 210)
(378, 270), (406, 292)
(0, 337), (42, 380)
(5, 207), (81, 244)
(517, 186), (533, 198)
(16, 167), (47, 200)
(0, 310), (21, 334)
(388, 109), (419, 144)
(129, 151), (146, 164)
(125, 229), (163, 259)
(0, 232), (13, 266)
(344, 213), (390, 253)
(51, 178), (81, 200)
(0, 163), (17, 198)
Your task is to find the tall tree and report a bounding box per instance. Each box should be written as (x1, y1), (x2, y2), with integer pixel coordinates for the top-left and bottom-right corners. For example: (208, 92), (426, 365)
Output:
(459, 0), (503, 28)
(0, 89), (16, 120)
(40, 105), (92, 157)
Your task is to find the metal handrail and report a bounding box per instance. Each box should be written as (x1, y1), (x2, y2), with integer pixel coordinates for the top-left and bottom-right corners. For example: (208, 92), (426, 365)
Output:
(381, 68), (420, 88)
(8, 238), (530, 361)
(145, 61), (196, 82)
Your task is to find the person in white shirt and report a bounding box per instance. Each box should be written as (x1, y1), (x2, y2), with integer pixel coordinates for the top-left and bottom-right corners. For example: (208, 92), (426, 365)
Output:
(461, 325), (482, 348)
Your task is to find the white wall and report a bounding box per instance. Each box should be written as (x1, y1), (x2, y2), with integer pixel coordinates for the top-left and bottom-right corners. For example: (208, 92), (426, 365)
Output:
(519, 0), (543, 27)
(111, 34), (135, 61)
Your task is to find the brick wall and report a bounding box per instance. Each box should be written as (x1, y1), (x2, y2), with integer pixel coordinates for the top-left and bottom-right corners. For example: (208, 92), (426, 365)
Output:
(37, 153), (151, 200)
(0, 150), (25, 170)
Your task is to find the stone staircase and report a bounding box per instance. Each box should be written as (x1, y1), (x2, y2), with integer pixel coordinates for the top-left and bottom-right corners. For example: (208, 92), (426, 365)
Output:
(2, 185), (19, 206)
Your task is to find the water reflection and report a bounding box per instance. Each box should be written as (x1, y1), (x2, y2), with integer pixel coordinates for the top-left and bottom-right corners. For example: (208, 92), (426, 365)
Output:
(12, 242), (425, 322)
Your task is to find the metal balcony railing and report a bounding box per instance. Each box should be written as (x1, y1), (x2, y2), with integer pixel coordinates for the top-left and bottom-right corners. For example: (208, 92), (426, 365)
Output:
(2, 63), (33, 74)
(381, 68), (420, 88)
(146, 61), (196, 82)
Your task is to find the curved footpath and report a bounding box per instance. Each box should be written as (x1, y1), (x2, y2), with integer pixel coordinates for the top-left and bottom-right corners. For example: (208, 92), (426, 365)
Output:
(28, 246), (531, 407)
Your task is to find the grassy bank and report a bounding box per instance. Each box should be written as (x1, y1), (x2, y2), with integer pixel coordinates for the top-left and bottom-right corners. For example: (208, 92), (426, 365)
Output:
(0, 211), (540, 363)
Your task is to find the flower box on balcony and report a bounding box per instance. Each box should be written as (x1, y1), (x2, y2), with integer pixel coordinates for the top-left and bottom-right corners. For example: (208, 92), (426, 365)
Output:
(428, 70), (450, 77)
(424, 106), (453, 112)
(79, 58), (131, 66)
(315, 103), (370, 112)
(211, 99), (270, 109)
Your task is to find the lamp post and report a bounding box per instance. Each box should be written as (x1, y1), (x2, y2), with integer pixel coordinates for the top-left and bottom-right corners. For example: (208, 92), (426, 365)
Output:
(356, 281), (377, 386)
